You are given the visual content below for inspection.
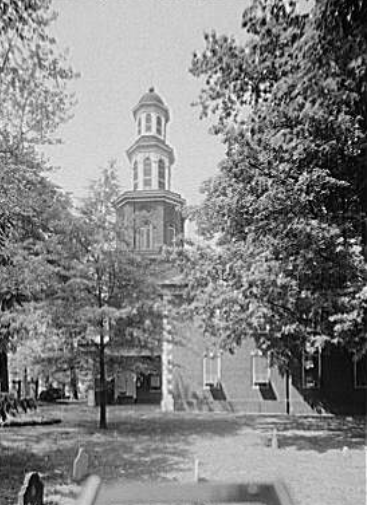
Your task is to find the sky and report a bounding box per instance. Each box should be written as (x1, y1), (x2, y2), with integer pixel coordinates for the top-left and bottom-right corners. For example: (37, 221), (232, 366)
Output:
(43, 0), (250, 208)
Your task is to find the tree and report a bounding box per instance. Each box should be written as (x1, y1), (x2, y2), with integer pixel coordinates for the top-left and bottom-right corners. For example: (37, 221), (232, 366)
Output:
(0, 0), (76, 391)
(181, 0), (367, 372)
(0, 188), (79, 393)
(69, 163), (162, 428)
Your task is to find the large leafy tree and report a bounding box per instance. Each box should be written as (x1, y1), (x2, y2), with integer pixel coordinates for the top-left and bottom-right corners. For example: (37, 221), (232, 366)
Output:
(0, 0), (76, 391)
(181, 0), (367, 370)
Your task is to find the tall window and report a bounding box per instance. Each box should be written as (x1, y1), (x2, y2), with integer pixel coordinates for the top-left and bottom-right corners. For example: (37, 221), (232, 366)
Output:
(167, 166), (171, 190)
(167, 225), (176, 246)
(137, 117), (142, 136)
(203, 352), (221, 388)
(133, 161), (138, 190)
(156, 116), (162, 136)
(251, 351), (270, 387)
(143, 157), (152, 189)
(302, 347), (321, 389)
(158, 159), (165, 189)
(145, 113), (152, 133)
(137, 225), (153, 250)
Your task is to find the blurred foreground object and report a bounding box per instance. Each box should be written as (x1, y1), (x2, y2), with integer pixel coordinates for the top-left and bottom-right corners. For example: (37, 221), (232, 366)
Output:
(76, 478), (295, 505)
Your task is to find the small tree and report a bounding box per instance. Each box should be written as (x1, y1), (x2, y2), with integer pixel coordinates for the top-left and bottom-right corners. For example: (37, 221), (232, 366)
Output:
(72, 163), (162, 429)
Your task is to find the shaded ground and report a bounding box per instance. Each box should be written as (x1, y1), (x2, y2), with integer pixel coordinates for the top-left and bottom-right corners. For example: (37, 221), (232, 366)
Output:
(0, 404), (365, 505)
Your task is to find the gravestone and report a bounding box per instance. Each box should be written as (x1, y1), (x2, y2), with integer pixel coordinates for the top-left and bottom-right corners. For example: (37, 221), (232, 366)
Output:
(72, 447), (89, 482)
(271, 428), (278, 449)
(18, 472), (44, 505)
(194, 458), (200, 482)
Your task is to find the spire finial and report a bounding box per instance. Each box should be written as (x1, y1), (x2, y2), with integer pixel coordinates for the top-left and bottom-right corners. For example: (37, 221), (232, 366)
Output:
(149, 86), (155, 93)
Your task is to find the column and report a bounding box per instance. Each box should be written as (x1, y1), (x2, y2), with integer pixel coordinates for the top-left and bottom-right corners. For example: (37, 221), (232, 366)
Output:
(161, 294), (174, 412)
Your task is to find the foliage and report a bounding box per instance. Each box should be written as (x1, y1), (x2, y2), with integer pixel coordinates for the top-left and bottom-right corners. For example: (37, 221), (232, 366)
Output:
(76, 162), (162, 352)
(0, 0), (77, 391)
(50, 163), (162, 427)
(183, 0), (367, 366)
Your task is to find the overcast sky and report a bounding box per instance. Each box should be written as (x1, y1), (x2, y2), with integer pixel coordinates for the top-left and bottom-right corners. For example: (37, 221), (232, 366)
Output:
(43, 0), (250, 207)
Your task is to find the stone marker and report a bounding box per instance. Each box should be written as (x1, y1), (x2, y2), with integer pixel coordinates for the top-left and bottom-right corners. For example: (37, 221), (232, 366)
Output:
(72, 447), (89, 482)
(271, 428), (278, 449)
(18, 472), (44, 505)
(194, 458), (200, 482)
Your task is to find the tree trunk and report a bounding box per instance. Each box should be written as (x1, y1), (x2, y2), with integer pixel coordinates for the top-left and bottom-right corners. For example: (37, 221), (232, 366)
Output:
(70, 363), (79, 400)
(285, 369), (290, 415)
(99, 327), (107, 429)
(35, 378), (39, 400)
(22, 367), (29, 397)
(359, 143), (367, 261)
(0, 350), (9, 392)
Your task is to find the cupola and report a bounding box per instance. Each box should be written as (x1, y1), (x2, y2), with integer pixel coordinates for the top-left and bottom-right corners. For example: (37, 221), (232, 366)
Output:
(126, 87), (175, 191)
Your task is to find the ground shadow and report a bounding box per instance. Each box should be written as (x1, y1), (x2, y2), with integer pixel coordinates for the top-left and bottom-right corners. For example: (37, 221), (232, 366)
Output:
(245, 415), (366, 452)
(0, 404), (246, 503)
(2, 404), (365, 503)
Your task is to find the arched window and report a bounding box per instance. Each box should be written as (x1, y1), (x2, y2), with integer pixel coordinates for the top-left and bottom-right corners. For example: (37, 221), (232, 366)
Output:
(137, 225), (153, 250)
(158, 159), (165, 189)
(156, 116), (162, 136)
(133, 161), (138, 190)
(137, 117), (142, 136)
(167, 225), (176, 246)
(143, 157), (152, 189)
(145, 113), (152, 133)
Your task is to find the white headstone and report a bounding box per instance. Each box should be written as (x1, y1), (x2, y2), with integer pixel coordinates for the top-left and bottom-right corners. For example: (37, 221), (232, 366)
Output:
(72, 448), (89, 482)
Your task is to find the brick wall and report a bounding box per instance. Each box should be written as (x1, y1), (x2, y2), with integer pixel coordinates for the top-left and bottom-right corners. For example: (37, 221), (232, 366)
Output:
(171, 317), (366, 415)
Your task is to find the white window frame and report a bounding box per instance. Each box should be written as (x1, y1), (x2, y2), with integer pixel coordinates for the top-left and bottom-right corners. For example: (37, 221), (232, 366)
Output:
(137, 225), (153, 250)
(251, 350), (270, 388)
(158, 159), (166, 189)
(353, 353), (367, 389)
(133, 161), (138, 190)
(145, 113), (152, 133)
(143, 157), (152, 189)
(203, 352), (222, 389)
(167, 225), (176, 246)
(301, 346), (321, 389)
(156, 115), (162, 136)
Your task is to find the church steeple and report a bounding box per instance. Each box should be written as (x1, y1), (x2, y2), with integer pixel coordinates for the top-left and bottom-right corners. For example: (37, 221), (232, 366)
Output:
(115, 88), (185, 254)
(126, 87), (174, 192)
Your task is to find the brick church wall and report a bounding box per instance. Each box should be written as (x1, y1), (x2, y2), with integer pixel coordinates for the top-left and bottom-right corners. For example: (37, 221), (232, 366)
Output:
(171, 314), (366, 415)
(171, 317), (321, 414)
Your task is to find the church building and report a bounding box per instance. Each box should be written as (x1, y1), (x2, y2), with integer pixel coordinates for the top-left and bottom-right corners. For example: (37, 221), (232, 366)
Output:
(112, 88), (366, 416)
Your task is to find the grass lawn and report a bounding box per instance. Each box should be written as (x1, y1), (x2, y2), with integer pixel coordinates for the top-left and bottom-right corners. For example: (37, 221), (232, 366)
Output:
(0, 403), (365, 505)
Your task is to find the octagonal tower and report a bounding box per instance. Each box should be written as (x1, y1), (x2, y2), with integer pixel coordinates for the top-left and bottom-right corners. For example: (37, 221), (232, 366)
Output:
(115, 87), (185, 253)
